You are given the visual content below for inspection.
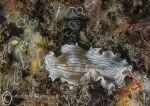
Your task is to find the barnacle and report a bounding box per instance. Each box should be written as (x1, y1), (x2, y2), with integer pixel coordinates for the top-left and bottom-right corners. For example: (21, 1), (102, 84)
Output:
(45, 44), (132, 89)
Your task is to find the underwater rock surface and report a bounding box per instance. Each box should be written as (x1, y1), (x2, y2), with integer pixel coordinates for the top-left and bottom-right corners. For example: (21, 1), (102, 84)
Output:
(0, 0), (150, 105)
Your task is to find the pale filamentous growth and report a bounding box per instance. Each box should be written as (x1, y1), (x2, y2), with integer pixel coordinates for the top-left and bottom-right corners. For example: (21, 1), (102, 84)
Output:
(44, 44), (132, 89)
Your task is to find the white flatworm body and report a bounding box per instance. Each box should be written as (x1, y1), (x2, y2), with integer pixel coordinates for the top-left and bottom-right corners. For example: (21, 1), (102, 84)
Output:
(44, 44), (132, 89)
